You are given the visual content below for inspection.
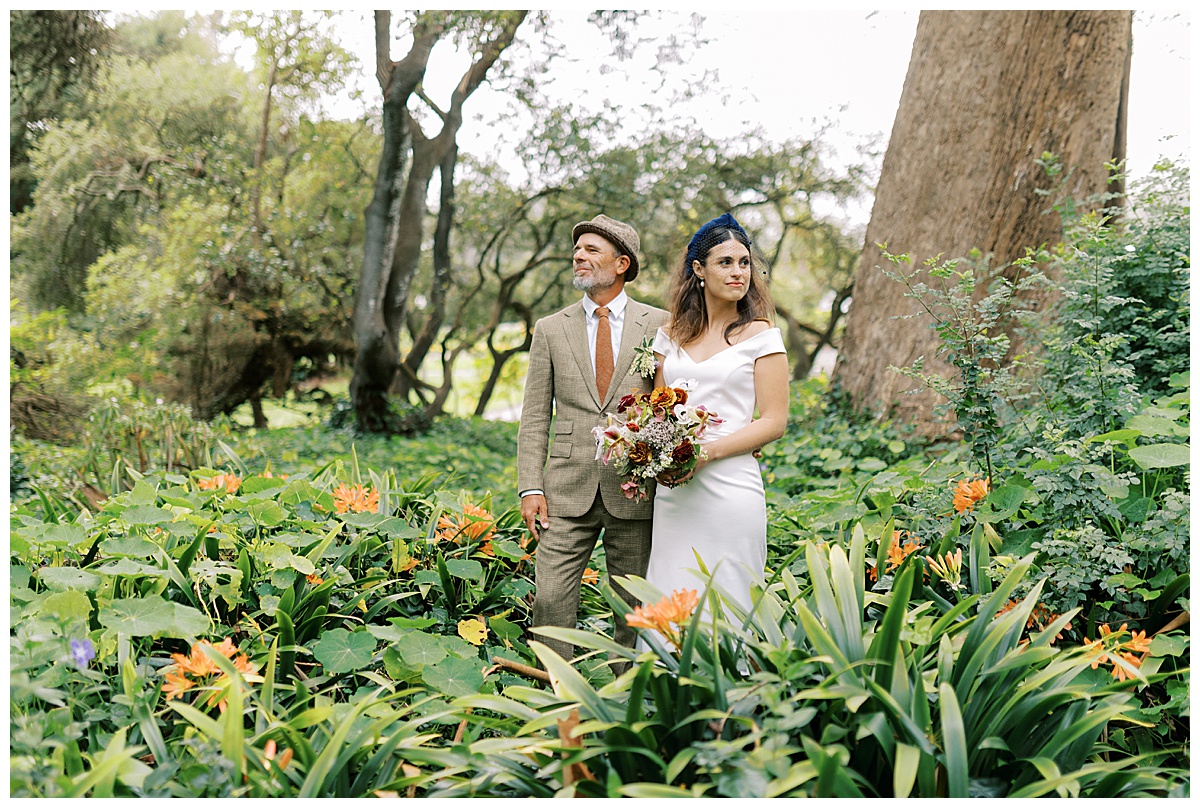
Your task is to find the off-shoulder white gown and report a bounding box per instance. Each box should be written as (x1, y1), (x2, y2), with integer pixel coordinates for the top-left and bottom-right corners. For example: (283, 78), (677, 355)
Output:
(645, 326), (786, 616)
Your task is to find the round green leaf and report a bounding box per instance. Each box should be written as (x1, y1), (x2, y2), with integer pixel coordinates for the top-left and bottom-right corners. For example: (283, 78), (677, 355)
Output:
(100, 535), (160, 557)
(37, 566), (102, 591)
(421, 656), (485, 698)
(40, 590), (93, 623)
(311, 628), (377, 674)
(122, 505), (174, 526)
(1128, 442), (1190, 470)
(395, 631), (448, 668)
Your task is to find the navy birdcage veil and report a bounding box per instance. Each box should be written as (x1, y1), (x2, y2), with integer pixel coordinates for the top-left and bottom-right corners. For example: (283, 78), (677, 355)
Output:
(684, 212), (751, 276)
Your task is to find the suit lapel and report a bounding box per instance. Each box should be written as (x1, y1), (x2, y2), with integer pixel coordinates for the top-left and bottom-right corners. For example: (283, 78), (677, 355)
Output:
(604, 299), (649, 410)
(563, 302), (602, 409)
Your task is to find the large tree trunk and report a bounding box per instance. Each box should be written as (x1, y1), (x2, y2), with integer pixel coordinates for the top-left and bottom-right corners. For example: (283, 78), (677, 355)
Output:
(350, 12), (526, 431)
(395, 142), (458, 400)
(349, 13), (441, 432)
(833, 10), (1132, 430)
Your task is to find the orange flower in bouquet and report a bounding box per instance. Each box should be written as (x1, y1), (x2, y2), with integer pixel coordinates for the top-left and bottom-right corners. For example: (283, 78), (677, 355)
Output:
(593, 379), (720, 502)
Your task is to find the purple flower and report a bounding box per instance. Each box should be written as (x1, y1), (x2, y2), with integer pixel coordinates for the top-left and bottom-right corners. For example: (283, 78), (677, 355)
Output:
(69, 638), (96, 670)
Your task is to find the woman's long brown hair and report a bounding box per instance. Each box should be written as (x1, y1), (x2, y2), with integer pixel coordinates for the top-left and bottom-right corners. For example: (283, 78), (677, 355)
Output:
(666, 225), (775, 348)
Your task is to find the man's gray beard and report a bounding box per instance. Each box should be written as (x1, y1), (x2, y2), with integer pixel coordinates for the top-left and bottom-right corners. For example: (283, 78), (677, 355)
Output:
(573, 274), (614, 293)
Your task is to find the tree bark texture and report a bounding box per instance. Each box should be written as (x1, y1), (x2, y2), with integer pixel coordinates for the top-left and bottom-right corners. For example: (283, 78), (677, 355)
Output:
(833, 10), (1132, 430)
(349, 13), (441, 432)
(350, 11), (526, 431)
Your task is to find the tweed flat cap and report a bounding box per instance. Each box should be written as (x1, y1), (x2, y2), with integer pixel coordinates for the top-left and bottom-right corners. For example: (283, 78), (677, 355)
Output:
(572, 214), (641, 281)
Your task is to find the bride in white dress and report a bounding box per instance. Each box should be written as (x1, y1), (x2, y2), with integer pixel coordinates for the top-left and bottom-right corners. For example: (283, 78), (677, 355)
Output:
(644, 213), (789, 617)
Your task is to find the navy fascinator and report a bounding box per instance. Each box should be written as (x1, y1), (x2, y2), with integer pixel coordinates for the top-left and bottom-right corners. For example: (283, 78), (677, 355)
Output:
(684, 213), (750, 276)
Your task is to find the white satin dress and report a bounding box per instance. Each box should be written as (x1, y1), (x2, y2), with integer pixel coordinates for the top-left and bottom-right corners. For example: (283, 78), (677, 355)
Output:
(645, 326), (786, 617)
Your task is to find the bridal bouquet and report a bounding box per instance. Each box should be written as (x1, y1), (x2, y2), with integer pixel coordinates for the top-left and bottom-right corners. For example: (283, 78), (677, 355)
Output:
(592, 379), (720, 502)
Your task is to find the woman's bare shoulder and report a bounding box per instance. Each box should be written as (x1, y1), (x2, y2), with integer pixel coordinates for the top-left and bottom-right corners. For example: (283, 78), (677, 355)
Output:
(737, 319), (774, 340)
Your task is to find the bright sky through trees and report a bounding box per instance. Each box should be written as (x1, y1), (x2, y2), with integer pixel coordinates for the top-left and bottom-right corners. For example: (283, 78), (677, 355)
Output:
(307, 9), (1189, 228)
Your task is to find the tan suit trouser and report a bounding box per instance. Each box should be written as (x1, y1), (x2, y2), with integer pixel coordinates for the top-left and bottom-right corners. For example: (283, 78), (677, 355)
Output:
(532, 489), (652, 667)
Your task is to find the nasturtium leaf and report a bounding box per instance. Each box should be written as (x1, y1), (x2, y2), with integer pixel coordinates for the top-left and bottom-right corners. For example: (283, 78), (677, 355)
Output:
(128, 481), (158, 506)
(856, 457), (888, 473)
(99, 597), (210, 638)
(312, 628), (376, 674)
(1141, 406), (1186, 422)
(488, 615), (524, 645)
(162, 521), (197, 537)
(122, 505), (173, 526)
(339, 512), (386, 529)
(247, 501), (288, 527)
(383, 646), (422, 683)
(1118, 496), (1155, 524)
(1150, 633), (1188, 657)
(457, 617), (488, 646)
(490, 539), (526, 562)
(1167, 371), (1189, 389)
(887, 440), (906, 454)
(975, 485), (1026, 524)
(37, 566), (102, 592)
(1125, 415), (1186, 439)
(12, 565), (31, 590)
(388, 616), (439, 629)
(39, 524), (88, 548)
(1086, 428), (1140, 448)
(101, 536), (160, 557)
(444, 559), (483, 581)
(437, 634), (478, 660)
(396, 632), (448, 668)
(376, 517), (421, 538)
(40, 590), (92, 623)
(168, 602), (212, 637)
(262, 543), (316, 575)
(422, 657), (484, 698)
(240, 475), (285, 495)
(413, 570), (441, 587)
(99, 558), (166, 578)
(1128, 443), (1190, 470)
(367, 624), (410, 643)
(503, 579), (535, 600)
(270, 569), (297, 588)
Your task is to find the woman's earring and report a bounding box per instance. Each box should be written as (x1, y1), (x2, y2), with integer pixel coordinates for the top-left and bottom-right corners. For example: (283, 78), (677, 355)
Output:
(699, 278), (705, 288)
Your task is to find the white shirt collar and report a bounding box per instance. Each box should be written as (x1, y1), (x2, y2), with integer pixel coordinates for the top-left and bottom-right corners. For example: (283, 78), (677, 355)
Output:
(581, 289), (628, 317)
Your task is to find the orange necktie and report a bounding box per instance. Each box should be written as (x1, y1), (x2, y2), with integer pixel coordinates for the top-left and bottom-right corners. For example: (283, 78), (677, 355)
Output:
(595, 306), (613, 399)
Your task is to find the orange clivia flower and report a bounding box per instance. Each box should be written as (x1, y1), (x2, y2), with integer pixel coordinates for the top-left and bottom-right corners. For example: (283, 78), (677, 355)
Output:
(162, 670), (195, 700)
(332, 483), (379, 514)
(885, 531), (923, 573)
(952, 477), (990, 513)
(162, 638), (261, 707)
(1085, 623), (1150, 683)
(626, 589), (700, 648)
(1109, 651), (1144, 683)
(436, 503), (496, 544)
(1125, 628), (1152, 655)
(306, 573), (324, 586)
(581, 568), (600, 586)
(199, 473), (242, 494)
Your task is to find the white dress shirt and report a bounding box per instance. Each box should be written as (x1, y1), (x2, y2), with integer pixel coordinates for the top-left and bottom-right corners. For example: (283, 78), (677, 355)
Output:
(580, 289), (627, 376)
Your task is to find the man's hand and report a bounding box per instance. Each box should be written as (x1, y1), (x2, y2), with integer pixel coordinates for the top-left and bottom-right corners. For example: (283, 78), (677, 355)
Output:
(521, 493), (550, 540)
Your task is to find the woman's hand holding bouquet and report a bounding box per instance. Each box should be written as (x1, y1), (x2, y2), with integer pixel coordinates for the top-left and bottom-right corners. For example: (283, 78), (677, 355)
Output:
(592, 379), (721, 502)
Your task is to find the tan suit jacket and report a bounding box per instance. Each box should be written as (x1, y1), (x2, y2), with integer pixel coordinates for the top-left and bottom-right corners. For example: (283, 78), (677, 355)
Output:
(518, 297), (669, 519)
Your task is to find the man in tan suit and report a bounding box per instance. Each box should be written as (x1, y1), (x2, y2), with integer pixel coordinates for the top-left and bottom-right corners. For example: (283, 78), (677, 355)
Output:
(518, 214), (668, 667)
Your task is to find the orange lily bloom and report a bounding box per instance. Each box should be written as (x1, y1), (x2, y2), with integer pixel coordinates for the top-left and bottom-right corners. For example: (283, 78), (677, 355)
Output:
(952, 477), (990, 513)
(198, 473), (242, 494)
(332, 483), (379, 514)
